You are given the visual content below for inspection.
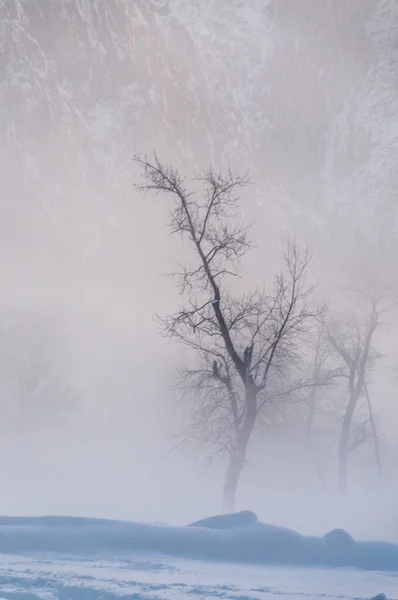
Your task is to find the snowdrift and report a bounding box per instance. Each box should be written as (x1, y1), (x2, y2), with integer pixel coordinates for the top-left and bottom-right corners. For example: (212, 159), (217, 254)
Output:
(0, 513), (397, 572)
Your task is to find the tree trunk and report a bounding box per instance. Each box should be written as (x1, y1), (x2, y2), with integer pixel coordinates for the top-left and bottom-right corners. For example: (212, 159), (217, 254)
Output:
(222, 384), (257, 512)
(338, 430), (349, 494)
(222, 450), (245, 513)
(338, 399), (356, 493)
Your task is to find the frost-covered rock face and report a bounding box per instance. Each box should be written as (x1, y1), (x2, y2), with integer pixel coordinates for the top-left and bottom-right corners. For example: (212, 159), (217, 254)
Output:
(1, 0), (397, 279)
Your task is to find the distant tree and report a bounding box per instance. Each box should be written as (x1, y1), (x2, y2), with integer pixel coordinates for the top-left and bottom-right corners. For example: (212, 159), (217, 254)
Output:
(134, 153), (321, 511)
(324, 290), (392, 493)
(0, 310), (76, 430)
(302, 325), (340, 443)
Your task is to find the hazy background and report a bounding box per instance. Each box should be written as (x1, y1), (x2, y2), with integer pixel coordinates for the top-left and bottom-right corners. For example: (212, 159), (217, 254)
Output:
(0, 0), (397, 539)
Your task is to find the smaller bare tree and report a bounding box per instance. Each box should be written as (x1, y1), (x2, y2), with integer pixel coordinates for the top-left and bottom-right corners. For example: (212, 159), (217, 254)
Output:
(134, 153), (322, 510)
(324, 290), (392, 493)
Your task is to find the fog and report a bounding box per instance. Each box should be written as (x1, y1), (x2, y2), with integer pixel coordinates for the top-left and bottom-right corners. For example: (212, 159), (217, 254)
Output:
(0, 0), (397, 542)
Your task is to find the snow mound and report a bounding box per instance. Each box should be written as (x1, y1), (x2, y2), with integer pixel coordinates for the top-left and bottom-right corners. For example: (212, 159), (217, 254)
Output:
(0, 514), (397, 572)
(188, 509), (258, 529)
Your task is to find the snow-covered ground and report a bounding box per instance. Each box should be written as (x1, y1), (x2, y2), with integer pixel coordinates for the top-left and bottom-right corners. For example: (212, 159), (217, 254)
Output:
(0, 514), (397, 599)
(0, 552), (397, 600)
(0, 555), (398, 600)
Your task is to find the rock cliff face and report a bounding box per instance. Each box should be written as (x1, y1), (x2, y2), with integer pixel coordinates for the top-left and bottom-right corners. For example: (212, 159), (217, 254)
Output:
(1, 0), (397, 281)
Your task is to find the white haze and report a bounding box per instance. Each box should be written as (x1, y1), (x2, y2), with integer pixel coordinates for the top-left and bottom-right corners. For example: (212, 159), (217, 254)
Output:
(0, 0), (397, 541)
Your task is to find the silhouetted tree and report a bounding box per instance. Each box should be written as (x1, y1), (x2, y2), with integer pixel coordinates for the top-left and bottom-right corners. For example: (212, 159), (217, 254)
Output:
(134, 153), (321, 510)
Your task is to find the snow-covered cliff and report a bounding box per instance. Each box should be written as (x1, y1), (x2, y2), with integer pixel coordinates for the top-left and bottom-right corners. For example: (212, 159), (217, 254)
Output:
(1, 0), (397, 279)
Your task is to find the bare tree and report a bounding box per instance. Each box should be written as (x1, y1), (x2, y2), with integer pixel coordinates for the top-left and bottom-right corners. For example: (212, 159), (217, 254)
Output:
(324, 290), (391, 493)
(134, 153), (321, 511)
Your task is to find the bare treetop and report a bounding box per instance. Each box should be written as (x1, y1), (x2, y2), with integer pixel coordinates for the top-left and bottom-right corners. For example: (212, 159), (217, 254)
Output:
(134, 153), (251, 284)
